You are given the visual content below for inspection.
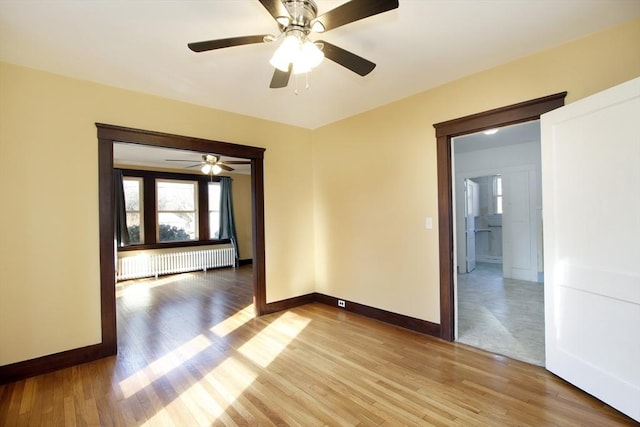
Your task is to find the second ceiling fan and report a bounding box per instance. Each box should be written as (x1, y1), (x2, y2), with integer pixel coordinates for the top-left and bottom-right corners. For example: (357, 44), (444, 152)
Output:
(165, 154), (250, 175)
(188, 0), (399, 88)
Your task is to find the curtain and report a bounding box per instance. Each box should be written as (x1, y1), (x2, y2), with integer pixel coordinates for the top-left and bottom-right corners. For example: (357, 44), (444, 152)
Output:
(114, 169), (130, 247)
(219, 176), (239, 266)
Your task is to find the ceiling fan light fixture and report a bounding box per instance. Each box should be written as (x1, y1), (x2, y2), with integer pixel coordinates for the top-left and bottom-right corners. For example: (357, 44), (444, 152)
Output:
(201, 164), (213, 175)
(295, 39), (324, 73)
(269, 33), (324, 74)
(212, 164), (223, 175)
(311, 20), (325, 33)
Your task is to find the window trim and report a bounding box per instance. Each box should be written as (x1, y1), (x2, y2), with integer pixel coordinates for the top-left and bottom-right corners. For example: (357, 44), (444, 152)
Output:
(117, 168), (229, 251)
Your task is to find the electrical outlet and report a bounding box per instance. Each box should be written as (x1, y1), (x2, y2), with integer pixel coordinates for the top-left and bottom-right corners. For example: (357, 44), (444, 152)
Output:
(337, 299), (346, 308)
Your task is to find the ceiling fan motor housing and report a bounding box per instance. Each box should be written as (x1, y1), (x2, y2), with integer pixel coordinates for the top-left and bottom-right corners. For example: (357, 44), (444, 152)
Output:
(283, 0), (318, 32)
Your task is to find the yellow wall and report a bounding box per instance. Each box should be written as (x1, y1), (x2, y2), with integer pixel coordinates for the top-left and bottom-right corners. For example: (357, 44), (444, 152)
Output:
(0, 64), (316, 366)
(230, 173), (253, 261)
(1, 18), (638, 367)
(312, 18), (640, 323)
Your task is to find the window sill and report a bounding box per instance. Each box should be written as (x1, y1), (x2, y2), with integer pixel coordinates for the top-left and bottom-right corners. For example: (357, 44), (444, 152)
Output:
(118, 239), (231, 252)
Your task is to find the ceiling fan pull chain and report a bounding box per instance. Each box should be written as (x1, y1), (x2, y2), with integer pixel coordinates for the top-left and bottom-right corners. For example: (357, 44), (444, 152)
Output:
(294, 72), (299, 95)
(305, 72), (310, 90)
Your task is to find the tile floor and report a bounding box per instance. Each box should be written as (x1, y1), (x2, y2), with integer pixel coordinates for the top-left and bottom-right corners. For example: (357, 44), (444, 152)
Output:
(456, 262), (545, 366)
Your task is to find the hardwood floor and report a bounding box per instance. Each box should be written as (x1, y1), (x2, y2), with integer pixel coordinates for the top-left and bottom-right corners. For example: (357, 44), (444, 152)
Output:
(1, 266), (635, 426)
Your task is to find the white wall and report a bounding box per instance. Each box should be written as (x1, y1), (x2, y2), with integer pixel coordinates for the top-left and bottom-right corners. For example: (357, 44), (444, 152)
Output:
(454, 140), (542, 274)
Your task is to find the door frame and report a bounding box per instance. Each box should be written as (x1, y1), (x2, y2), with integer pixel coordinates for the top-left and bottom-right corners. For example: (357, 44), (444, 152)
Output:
(433, 92), (566, 341)
(97, 123), (267, 355)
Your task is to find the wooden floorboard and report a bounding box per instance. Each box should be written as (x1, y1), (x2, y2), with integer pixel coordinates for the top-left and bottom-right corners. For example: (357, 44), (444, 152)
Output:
(1, 265), (636, 426)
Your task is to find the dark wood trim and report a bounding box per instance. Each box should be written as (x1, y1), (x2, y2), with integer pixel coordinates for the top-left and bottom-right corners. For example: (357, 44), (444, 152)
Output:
(99, 123), (267, 321)
(251, 158), (267, 315)
(0, 344), (111, 385)
(143, 172), (157, 244)
(117, 239), (232, 252)
(0, 124), (268, 385)
(98, 123), (263, 159)
(119, 168), (223, 181)
(314, 294), (441, 338)
(118, 168), (223, 246)
(433, 92), (566, 341)
(98, 138), (117, 354)
(198, 175), (210, 240)
(263, 293), (317, 314)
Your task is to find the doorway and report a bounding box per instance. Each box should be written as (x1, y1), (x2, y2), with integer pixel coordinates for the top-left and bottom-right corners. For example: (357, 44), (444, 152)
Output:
(97, 124), (267, 356)
(433, 92), (566, 343)
(452, 122), (544, 365)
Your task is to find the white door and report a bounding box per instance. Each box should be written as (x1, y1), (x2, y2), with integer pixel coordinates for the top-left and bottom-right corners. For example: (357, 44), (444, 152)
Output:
(464, 179), (479, 273)
(541, 77), (640, 421)
(502, 168), (538, 282)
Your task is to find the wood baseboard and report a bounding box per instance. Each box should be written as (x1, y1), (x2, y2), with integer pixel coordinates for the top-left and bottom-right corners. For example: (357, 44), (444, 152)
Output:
(238, 259), (253, 266)
(0, 343), (114, 385)
(263, 293), (316, 314)
(1, 292), (440, 384)
(314, 293), (441, 337)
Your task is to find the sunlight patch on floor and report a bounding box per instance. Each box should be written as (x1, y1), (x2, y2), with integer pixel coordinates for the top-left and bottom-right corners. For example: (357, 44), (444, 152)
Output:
(118, 334), (213, 398)
(210, 304), (255, 338)
(238, 311), (311, 368)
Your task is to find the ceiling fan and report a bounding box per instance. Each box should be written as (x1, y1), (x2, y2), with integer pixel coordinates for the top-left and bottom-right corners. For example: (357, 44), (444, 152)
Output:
(165, 154), (250, 175)
(187, 0), (399, 88)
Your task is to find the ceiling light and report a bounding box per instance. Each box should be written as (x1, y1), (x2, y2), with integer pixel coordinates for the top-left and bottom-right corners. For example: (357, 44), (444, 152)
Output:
(311, 21), (325, 33)
(212, 164), (222, 175)
(483, 128), (499, 135)
(201, 164), (212, 174)
(269, 32), (324, 75)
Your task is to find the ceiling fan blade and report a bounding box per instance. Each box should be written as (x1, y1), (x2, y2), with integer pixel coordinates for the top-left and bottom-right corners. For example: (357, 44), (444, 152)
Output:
(318, 41), (376, 76)
(311, 0), (399, 33)
(185, 164), (203, 169)
(222, 161), (251, 165)
(219, 164), (234, 172)
(270, 64), (292, 88)
(258, 0), (291, 25)
(188, 35), (269, 53)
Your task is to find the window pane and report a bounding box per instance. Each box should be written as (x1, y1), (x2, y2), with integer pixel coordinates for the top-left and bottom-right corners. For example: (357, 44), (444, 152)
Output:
(496, 196), (503, 214)
(158, 212), (196, 241)
(126, 213), (141, 244)
(157, 179), (198, 241)
(123, 179), (140, 210)
(209, 182), (221, 239)
(210, 212), (220, 239)
(123, 177), (143, 244)
(157, 181), (195, 211)
(209, 182), (221, 209)
(495, 175), (503, 196)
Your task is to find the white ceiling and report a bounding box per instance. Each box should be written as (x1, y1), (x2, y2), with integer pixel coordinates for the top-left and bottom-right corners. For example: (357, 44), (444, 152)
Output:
(1, 0), (639, 130)
(114, 143), (252, 175)
(453, 120), (540, 154)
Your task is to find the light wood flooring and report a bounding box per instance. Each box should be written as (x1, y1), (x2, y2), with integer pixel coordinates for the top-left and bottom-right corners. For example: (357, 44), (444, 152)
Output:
(0, 266), (636, 426)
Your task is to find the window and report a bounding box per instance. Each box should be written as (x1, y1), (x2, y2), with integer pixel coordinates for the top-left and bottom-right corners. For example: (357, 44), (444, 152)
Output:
(123, 177), (143, 244)
(209, 182), (221, 239)
(493, 175), (503, 214)
(156, 179), (197, 242)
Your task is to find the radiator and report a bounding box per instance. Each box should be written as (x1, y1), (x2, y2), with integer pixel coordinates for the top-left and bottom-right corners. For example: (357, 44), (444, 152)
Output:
(117, 247), (235, 281)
